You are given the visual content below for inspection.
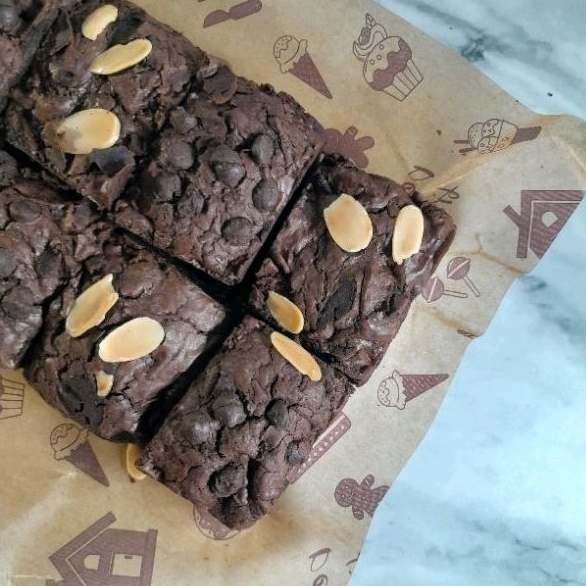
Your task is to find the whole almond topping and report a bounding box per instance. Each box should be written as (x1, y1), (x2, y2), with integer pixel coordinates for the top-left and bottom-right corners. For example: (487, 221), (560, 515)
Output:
(267, 291), (304, 334)
(270, 332), (322, 382)
(55, 109), (121, 155)
(98, 317), (165, 363)
(323, 193), (373, 253)
(65, 274), (119, 338)
(95, 371), (114, 397)
(392, 205), (425, 265)
(89, 39), (153, 75)
(81, 5), (119, 40)
(125, 443), (146, 481)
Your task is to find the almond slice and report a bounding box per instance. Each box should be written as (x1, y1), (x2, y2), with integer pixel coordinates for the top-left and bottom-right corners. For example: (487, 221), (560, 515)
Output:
(81, 4), (119, 40)
(392, 205), (425, 265)
(267, 291), (304, 334)
(89, 39), (153, 75)
(323, 193), (373, 253)
(95, 371), (114, 397)
(98, 317), (165, 363)
(125, 443), (146, 481)
(270, 332), (322, 382)
(55, 109), (121, 155)
(65, 274), (119, 338)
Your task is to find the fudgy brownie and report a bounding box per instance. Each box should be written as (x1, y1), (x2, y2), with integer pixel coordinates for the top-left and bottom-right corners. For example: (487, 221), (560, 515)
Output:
(0, 147), (89, 369)
(24, 229), (228, 442)
(0, 0), (79, 112)
(139, 316), (354, 529)
(5, 0), (207, 208)
(250, 156), (456, 386)
(114, 64), (326, 284)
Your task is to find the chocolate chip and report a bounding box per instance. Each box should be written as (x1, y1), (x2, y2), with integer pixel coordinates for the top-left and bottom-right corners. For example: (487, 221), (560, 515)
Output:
(8, 199), (40, 222)
(209, 146), (244, 187)
(0, 151), (18, 187)
(89, 146), (134, 177)
(286, 441), (307, 465)
(0, 4), (19, 33)
(266, 399), (288, 428)
(202, 65), (237, 105)
(221, 217), (253, 246)
(180, 412), (219, 445)
(209, 464), (246, 498)
(58, 376), (104, 429)
(163, 139), (194, 170)
(211, 389), (246, 428)
(251, 134), (274, 166)
(150, 172), (181, 202)
(169, 108), (198, 134)
(35, 249), (63, 278)
(317, 280), (357, 329)
(252, 179), (280, 212)
(48, 11), (72, 55)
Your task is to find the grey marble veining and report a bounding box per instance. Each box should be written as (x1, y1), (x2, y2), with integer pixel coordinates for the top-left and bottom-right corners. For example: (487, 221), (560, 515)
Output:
(351, 2), (586, 585)
(376, 0), (586, 118)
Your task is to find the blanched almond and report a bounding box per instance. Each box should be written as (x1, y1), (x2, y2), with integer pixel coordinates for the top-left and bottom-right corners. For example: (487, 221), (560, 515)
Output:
(392, 205), (424, 265)
(270, 332), (321, 382)
(65, 274), (119, 337)
(323, 193), (373, 253)
(125, 443), (146, 481)
(98, 317), (165, 363)
(55, 109), (121, 155)
(95, 371), (114, 397)
(81, 5), (119, 40)
(267, 291), (304, 334)
(89, 39), (153, 75)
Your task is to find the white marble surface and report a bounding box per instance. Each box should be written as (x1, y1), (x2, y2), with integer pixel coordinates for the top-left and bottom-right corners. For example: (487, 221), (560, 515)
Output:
(350, 1), (586, 584)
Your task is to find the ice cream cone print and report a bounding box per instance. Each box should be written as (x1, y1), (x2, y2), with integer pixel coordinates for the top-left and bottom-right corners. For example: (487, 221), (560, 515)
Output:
(50, 423), (109, 487)
(0, 374), (25, 421)
(455, 119), (541, 155)
(353, 13), (423, 101)
(273, 35), (332, 99)
(378, 370), (448, 408)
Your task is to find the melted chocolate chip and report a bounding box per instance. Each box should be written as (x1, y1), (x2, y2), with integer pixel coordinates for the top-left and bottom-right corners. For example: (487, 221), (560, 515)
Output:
(180, 412), (219, 444)
(209, 464), (246, 498)
(89, 146), (134, 177)
(317, 280), (357, 328)
(209, 146), (244, 187)
(266, 399), (288, 428)
(211, 389), (246, 428)
(169, 108), (198, 134)
(286, 441), (307, 465)
(251, 134), (274, 166)
(202, 65), (237, 105)
(0, 249), (17, 276)
(252, 179), (280, 212)
(221, 217), (253, 246)
(58, 376), (104, 429)
(0, 4), (19, 33)
(8, 199), (40, 222)
(163, 139), (194, 170)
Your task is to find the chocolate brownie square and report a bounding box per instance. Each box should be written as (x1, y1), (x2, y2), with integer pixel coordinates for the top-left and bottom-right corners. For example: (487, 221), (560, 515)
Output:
(250, 156), (456, 386)
(23, 227), (228, 441)
(114, 64), (326, 284)
(138, 316), (354, 529)
(0, 147), (89, 369)
(0, 0), (79, 112)
(5, 0), (207, 208)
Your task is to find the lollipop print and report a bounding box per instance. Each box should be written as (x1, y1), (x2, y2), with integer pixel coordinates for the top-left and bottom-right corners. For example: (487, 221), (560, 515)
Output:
(447, 257), (480, 297)
(422, 276), (467, 303)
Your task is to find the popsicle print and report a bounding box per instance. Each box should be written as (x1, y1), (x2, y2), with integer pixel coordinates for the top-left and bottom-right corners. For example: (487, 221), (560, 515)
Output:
(422, 276), (468, 303)
(447, 256), (480, 297)
(0, 373), (25, 421)
(203, 0), (262, 28)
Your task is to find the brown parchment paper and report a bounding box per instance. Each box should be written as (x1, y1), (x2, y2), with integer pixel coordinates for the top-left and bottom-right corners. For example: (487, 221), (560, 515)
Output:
(1, 0), (586, 584)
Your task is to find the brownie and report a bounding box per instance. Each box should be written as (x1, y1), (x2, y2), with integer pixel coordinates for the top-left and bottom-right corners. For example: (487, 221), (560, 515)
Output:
(139, 316), (354, 529)
(114, 64), (326, 284)
(5, 0), (208, 208)
(0, 147), (89, 369)
(250, 156), (456, 386)
(0, 0), (79, 112)
(23, 228), (228, 442)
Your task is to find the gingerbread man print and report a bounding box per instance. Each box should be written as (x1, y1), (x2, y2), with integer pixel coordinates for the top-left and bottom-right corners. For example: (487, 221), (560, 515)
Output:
(335, 474), (389, 520)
